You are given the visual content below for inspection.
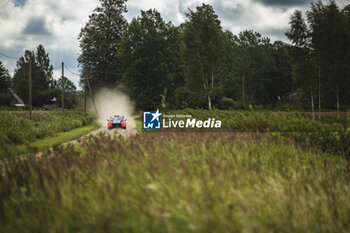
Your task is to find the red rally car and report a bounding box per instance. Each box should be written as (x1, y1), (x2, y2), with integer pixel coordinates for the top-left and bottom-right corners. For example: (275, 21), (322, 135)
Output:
(107, 115), (127, 129)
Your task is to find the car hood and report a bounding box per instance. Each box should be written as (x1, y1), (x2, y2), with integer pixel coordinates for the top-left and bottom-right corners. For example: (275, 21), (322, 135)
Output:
(111, 119), (122, 123)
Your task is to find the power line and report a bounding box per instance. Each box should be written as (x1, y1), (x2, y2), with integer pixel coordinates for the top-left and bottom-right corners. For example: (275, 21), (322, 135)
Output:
(93, 70), (123, 75)
(0, 51), (19, 60)
(0, 52), (71, 72)
(64, 64), (81, 76)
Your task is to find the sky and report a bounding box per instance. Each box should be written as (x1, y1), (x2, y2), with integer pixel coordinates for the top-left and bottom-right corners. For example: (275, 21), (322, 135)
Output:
(0, 0), (348, 89)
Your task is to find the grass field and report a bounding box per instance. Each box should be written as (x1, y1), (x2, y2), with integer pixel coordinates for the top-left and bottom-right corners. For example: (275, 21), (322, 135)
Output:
(0, 110), (95, 157)
(0, 110), (349, 232)
(161, 109), (350, 154)
(1, 132), (349, 232)
(10, 121), (100, 156)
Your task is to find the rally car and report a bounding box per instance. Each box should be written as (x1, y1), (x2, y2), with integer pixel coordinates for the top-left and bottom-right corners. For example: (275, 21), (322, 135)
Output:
(107, 115), (127, 129)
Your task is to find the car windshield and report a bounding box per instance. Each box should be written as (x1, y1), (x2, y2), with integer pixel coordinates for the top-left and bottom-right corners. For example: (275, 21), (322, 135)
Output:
(111, 116), (123, 121)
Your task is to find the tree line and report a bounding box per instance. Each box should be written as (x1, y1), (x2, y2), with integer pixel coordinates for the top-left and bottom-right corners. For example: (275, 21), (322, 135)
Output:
(286, 1), (350, 118)
(0, 45), (77, 107)
(1, 0), (349, 112)
(78, 0), (349, 111)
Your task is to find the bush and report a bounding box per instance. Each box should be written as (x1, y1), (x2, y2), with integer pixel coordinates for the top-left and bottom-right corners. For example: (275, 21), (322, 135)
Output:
(219, 97), (239, 109)
(0, 93), (12, 106)
(0, 110), (94, 155)
(164, 109), (349, 154)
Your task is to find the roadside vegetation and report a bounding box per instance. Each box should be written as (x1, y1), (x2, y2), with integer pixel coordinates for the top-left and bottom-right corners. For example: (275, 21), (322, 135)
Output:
(0, 110), (95, 156)
(163, 109), (349, 155)
(1, 132), (349, 233)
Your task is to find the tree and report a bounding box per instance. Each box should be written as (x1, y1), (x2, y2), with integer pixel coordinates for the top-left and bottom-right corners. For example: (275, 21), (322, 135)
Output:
(12, 45), (54, 106)
(286, 10), (317, 119)
(290, 1), (350, 118)
(0, 61), (12, 106)
(307, 1), (324, 119)
(230, 30), (275, 106)
(119, 9), (181, 110)
(320, 1), (346, 118)
(182, 4), (225, 110)
(286, 10), (309, 47)
(0, 61), (11, 92)
(55, 76), (77, 94)
(342, 4), (350, 108)
(269, 41), (293, 105)
(54, 76), (77, 108)
(78, 0), (127, 91)
(36, 45), (54, 87)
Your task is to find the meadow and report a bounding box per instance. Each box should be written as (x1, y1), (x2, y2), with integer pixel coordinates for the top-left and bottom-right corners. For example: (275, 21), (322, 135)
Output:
(1, 132), (350, 232)
(0, 110), (94, 156)
(164, 109), (349, 154)
(0, 110), (349, 232)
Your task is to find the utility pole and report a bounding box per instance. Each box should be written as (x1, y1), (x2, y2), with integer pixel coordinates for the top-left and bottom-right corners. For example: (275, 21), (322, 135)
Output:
(29, 57), (32, 118)
(86, 76), (98, 114)
(242, 75), (245, 108)
(61, 62), (64, 110)
(84, 74), (87, 113)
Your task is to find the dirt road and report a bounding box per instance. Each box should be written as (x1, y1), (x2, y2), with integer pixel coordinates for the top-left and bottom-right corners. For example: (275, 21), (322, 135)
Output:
(65, 118), (138, 145)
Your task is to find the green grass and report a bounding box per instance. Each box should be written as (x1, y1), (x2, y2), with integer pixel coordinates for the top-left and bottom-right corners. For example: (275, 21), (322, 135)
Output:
(135, 117), (143, 134)
(0, 110), (94, 144)
(7, 121), (100, 156)
(0, 110), (95, 156)
(163, 109), (349, 154)
(1, 132), (349, 233)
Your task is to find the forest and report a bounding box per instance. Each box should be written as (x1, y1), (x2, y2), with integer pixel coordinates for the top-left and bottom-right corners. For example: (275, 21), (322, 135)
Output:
(0, 0), (349, 113)
(77, 0), (350, 113)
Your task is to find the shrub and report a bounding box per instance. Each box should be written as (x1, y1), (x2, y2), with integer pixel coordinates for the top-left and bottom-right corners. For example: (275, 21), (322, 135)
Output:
(0, 110), (94, 155)
(164, 109), (349, 154)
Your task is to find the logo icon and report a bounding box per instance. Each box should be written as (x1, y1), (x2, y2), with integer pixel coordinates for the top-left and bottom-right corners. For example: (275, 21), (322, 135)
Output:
(143, 110), (161, 129)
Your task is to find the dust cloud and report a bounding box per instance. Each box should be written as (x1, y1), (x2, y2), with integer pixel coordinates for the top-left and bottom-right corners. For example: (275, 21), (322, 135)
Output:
(88, 89), (136, 134)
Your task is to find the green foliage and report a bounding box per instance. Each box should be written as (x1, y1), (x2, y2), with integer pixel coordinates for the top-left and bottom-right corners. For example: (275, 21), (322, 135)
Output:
(182, 4), (225, 110)
(75, 2), (350, 110)
(119, 9), (182, 110)
(14, 122), (100, 156)
(0, 61), (11, 92)
(1, 133), (349, 232)
(12, 45), (54, 106)
(287, 1), (350, 112)
(219, 97), (237, 109)
(78, 0), (127, 90)
(0, 110), (94, 155)
(165, 109), (349, 154)
(0, 93), (12, 106)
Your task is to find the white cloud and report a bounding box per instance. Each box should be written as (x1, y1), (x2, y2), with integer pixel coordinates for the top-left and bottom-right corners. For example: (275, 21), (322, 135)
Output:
(0, 0), (99, 87)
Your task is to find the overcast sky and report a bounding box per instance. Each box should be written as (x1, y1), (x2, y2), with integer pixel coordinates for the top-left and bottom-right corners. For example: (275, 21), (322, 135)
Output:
(0, 0), (347, 89)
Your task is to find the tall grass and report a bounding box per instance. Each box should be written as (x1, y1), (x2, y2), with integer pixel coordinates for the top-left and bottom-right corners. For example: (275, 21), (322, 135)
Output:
(1, 132), (349, 232)
(164, 109), (350, 154)
(0, 110), (94, 156)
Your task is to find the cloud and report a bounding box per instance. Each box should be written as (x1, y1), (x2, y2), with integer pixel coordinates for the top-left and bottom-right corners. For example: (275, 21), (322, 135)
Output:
(0, 0), (99, 87)
(14, 0), (27, 7)
(23, 17), (51, 35)
(253, 0), (311, 7)
(125, 0), (300, 39)
(125, 0), (185, 24)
